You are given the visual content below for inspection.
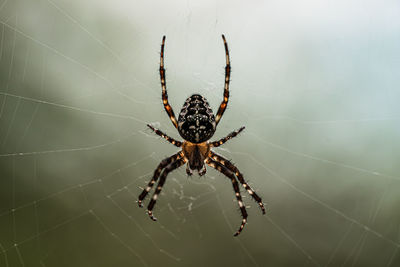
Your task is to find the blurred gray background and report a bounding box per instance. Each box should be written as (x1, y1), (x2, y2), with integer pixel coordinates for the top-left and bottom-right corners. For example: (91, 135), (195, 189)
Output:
(0, 0), (400, 266)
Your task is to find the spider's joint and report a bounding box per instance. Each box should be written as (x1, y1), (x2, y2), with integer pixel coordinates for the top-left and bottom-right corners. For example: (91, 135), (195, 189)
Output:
(147, 210), (157, 221)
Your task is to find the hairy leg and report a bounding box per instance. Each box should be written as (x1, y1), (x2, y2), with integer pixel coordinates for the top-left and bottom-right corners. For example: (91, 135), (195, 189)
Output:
(206, 158), (248, 236)
(138, 152), (183, 207)
(147, 157), (187, 221)
(215, 34), (231, 125)
(159, 36), (179, 129)
(147, 124), (182, 147)
(210, 151), (266, 214)
(210, 126), (245, 147)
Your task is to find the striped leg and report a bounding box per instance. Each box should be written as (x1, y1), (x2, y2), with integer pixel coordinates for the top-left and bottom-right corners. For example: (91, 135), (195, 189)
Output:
(138, 152), (183, 207)
(206, 158), (248, 236)
(147, 124), (182, 147)
(211, 126), (245, 147)
(147, 157), (187, 221)
(215, 34), (231, 125)
(159, 36), (178, 129)
(210, 152), (266, 214)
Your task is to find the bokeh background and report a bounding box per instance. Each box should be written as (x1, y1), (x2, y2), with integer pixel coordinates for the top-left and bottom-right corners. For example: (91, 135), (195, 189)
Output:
(0, 0), (400, 266)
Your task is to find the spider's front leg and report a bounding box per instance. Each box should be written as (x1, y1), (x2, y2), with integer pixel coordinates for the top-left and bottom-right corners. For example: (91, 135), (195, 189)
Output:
(210, 151), (266, 214)
(147, 157), (187, 221)
(206, 158), (248, 236)
(138, 152), (183, 207)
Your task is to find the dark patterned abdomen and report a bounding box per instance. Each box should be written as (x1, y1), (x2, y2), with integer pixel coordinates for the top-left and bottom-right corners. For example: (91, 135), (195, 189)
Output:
(178, 94), (216, 143)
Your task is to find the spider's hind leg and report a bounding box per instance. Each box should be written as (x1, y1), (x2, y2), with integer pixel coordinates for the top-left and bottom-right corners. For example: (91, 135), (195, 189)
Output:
(215, 34), (231, 125)
(159, 36), (179, 129)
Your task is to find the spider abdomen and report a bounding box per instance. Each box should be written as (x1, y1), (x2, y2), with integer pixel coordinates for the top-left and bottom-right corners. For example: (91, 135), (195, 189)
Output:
(178, 94), (216, 143)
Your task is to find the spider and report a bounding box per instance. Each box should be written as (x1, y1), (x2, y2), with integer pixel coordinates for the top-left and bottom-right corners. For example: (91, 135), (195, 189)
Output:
(138, 35), (265, 236)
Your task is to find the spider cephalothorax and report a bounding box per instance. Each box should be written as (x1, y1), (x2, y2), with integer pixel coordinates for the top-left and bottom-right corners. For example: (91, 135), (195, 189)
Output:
(182, 140), (210, 176)
(138, 35), (266, 236)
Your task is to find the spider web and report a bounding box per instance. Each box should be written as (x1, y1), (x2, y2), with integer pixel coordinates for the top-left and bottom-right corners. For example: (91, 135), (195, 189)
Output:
(0, 0), (400, 266)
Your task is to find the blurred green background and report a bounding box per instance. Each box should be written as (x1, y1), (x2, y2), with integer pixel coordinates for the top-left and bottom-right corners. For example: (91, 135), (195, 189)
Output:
(0, 0), (400, 266)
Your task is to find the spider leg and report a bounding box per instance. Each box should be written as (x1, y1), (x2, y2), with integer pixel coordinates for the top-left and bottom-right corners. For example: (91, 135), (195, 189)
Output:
(210, 152), (266, 214)
(206, 158), (248, 236)
(215, 34), (231, 125)
(159, 36), (179, 129)
(210, 126), (245, 147)
(147, 157), (187, 221)
(147, 124), (182, 147)
(138, 152), (183, 207)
